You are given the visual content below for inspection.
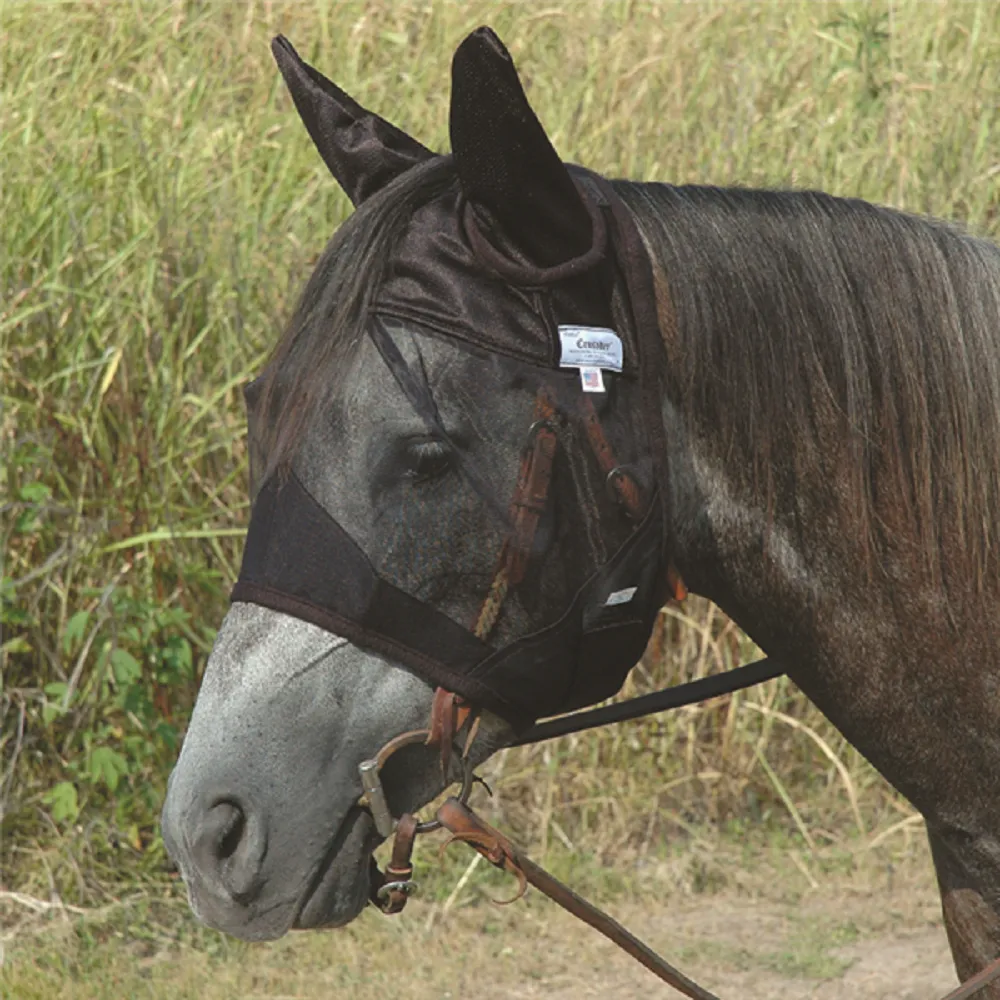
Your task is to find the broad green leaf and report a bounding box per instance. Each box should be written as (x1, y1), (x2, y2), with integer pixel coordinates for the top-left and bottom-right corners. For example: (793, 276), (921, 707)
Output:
(154, 722), (179, 751)
(161, 635), (193, 679)
(14, 510), (41, 533)
(63, 609), (91, 654)
(18, 482), (51, 503)
(110, 648), (141, 685)
(44, 782), (79, 823)
(89, 746), (129, 792)
(42, 683), (69, 723)
(0, 604), (33, 627)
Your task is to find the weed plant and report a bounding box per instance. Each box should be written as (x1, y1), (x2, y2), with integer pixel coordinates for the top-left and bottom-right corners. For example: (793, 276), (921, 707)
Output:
(3, 0), (1000, 911)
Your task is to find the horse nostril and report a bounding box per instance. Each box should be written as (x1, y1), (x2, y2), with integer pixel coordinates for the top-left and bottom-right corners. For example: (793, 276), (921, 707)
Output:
(189, 798), (266, 901)
(194, 800), (246, 869)
(217, 804), (245, 862)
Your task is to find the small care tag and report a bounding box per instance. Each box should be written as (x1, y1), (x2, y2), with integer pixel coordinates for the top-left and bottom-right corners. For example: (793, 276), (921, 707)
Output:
(579, 366), (605, 393)
(604, 586), (638, 607)
(558, 326), (623, 373)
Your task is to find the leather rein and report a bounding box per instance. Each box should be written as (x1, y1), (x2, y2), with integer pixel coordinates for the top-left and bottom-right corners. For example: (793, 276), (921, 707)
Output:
(357, 390), (1000, 1000)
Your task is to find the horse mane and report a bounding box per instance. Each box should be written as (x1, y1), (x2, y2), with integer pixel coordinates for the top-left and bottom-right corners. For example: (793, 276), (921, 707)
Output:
(253, 158), (460, 483)
(615, 180), (1000, 592)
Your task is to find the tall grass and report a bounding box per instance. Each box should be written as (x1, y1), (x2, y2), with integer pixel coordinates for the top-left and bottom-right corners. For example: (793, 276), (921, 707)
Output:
(3, 1), (1000, 904)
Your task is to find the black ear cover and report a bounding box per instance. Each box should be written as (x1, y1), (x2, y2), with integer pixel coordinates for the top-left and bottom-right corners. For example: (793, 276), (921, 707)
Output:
(272, 35), (434, 205)
(449, 27), (593, 267)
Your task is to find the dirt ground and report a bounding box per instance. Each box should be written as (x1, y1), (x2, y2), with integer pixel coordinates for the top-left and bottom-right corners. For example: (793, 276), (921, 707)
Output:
(499, 889), (956, 1000)
(2, 835), (963, 1000)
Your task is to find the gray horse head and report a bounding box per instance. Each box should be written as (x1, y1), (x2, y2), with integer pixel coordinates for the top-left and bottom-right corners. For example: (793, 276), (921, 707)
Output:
(161, 28), (666, 940)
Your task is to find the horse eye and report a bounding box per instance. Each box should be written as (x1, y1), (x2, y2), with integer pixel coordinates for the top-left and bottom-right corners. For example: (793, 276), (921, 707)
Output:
(403, 438), (453, 482)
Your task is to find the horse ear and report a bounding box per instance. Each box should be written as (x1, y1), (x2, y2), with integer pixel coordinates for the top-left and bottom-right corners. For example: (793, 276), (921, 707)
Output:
(449, 27), (592, 268)
(271, 35), (434, 206)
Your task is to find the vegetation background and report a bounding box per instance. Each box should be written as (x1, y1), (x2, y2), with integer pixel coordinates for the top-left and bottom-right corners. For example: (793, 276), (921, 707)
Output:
(3, 1), (1000, 996)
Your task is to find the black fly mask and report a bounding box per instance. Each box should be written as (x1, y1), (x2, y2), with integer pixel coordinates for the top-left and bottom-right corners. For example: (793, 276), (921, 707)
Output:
(233, 29), (672, 730)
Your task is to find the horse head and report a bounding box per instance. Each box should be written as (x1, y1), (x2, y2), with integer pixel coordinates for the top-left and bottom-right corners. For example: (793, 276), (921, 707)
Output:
(161, 28), (668, 940)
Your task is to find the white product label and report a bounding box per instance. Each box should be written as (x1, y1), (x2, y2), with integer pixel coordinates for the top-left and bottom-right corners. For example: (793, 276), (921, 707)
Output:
(579, 366), (605, 393)
(604, 586), (638, 607)
(558, 326), (623, 372)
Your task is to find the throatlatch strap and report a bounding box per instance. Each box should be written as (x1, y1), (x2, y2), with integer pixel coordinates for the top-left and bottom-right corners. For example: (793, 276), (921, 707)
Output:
(510, 657), (784, 746)
(578, 395), (643, 518)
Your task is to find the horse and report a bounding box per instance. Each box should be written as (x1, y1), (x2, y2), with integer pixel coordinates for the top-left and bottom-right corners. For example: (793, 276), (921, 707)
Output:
(161, 27), (1000, 995)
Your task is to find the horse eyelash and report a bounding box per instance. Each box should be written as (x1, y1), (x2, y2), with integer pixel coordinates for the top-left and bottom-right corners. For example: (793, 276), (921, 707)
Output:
(403, 438), (453, 481)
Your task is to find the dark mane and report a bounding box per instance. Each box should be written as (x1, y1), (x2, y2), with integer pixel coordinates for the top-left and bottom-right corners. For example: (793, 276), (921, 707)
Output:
(616, 181), (1000, 591)
(253, 158), (460, 482)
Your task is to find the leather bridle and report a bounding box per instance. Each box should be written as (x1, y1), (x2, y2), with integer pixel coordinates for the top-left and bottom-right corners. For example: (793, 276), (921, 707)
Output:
(355, 389), (1000, 999)
(362, 386), (637, 914)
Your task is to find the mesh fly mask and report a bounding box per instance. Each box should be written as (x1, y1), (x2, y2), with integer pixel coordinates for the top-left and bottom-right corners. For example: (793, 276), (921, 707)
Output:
(232, 36), (673, 732)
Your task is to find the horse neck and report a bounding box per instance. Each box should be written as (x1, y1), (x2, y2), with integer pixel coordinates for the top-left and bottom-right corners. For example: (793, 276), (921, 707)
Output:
(655, 316), (945, 693)
(661, 367), (1000, 843)
(658, 394), (836, 669)
(631, 181), (1000, 829)
(625, 181), (976, 665)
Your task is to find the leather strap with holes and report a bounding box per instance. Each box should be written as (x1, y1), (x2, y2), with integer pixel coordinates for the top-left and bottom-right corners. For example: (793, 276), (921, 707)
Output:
(578, 394), (644, 517)
(505, 389), (559, 585)
(473, 388), (557, 640)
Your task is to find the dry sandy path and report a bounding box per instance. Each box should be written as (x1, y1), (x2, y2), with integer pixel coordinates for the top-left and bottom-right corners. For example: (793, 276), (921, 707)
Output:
(492, 892), (956, 999)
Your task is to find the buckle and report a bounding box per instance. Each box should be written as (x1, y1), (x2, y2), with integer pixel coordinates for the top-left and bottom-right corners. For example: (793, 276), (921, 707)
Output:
(376, 879), (418, 902)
